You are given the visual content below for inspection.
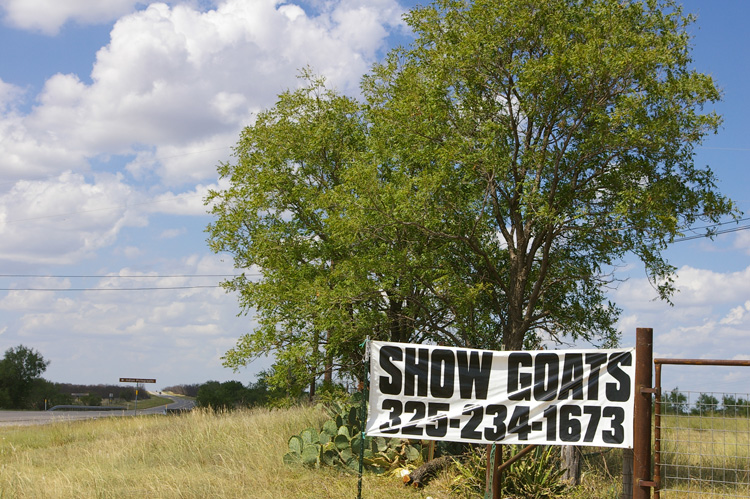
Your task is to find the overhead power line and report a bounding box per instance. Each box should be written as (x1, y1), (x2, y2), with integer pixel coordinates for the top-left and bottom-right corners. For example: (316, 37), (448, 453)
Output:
(674, 224), (750, 243)
(686, 216), (750, 230)
(670, 216), (750, 243)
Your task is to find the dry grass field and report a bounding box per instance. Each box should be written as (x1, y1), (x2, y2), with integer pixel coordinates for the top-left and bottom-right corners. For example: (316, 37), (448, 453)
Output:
(0, 406), (444, 498)
(657, 413), (750, 498)
(10, 405), (749, 498)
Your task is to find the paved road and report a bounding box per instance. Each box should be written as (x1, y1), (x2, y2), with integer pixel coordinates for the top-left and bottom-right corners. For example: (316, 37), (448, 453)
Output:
(141, 393), (196, 414)
(0, 394), (195, 427)
(0, 409), (129, 426)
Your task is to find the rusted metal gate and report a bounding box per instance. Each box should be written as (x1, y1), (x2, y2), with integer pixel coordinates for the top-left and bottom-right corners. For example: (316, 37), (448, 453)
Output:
(654, 358), (750, 498)
(626, 330), (750, 498)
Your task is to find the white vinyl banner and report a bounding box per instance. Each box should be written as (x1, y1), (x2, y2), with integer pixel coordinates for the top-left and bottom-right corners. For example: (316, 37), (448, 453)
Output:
(366, 341), (635, 448)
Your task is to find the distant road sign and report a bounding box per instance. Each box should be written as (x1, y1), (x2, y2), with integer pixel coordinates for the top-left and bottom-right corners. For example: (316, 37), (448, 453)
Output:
(119, 378), (156, 383)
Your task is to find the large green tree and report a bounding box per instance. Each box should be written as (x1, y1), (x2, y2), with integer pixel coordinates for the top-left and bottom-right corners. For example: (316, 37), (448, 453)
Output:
(207, 73), (380, 391)
(0, 345), (50, 409)
(207, 73), (460, 389)
(208, 0), (736, 386)
(359, 0), (735, 350)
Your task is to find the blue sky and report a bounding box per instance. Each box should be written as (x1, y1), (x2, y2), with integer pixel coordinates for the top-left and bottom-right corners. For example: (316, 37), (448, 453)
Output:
(0, 0), (748, 393)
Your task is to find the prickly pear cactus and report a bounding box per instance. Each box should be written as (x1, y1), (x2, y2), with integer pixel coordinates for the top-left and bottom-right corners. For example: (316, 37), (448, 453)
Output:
(282, 392), (424, 473)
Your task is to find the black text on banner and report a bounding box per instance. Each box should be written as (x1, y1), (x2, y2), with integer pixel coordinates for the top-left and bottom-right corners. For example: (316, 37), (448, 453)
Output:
(365, 341), (635, 448)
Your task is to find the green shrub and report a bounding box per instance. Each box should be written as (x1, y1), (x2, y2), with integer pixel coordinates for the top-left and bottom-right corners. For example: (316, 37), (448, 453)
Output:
(449, 445), (571, 499)
(82, 394), (102, 406)
(503, 446), (569, 498)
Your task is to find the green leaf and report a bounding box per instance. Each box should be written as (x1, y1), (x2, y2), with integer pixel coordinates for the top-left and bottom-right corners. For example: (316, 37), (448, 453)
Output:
(319, 431), (331, 446)
(373, 436), (387, 453)
(321, 449), (337, 466)
(405, 445), (421, 462)
(351, 433), (371, 455)
(347, 407), (358, 427)
(345, 457), (360, 472)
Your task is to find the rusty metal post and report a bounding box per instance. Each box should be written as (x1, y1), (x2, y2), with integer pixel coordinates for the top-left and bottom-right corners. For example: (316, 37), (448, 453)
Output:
(633, 328), (654, 499)
(491, 444), (505, 499)
(654, 362), (662, 499)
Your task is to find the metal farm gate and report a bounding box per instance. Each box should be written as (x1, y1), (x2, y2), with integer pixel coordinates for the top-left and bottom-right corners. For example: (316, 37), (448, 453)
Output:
(627, 329), (750, 498)
(654, 358), (750, 498)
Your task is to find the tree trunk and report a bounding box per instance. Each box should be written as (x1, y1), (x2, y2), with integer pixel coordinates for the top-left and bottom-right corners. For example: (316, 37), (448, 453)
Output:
(309, 379), (316, 401)
(324, 330), (333, 385)
(562, 445), (581, 485)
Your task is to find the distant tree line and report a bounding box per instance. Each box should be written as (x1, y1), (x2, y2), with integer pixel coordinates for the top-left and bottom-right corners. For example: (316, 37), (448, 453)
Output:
(192, 371), (350, 411)
(195, 379), (271, 410)
(162, 384), (201, 397)
(0, 343), (155, 410)
(0, 342), (339, 411)
(662, 387), (750, 417)
(24, 381), (148, 410)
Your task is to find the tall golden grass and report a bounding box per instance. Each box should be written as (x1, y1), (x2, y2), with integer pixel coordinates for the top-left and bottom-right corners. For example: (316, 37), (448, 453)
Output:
(658, 413), (750, 498)
(0, 406), (438, 498)
(6, 406), (750, 498)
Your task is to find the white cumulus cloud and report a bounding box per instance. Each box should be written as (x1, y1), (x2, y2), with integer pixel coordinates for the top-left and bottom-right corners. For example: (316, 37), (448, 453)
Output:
(0, 0), (408, 265)
(613, 265), (750, 379)
(0, 0), (141, 35)
(0, 172), (146, 264)
(16, 0), (404, 163)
